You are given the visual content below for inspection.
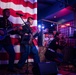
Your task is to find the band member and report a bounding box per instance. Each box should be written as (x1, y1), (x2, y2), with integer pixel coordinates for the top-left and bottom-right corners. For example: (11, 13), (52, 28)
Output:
(0, 8), (17, 72)
(17, 17), (40, 69)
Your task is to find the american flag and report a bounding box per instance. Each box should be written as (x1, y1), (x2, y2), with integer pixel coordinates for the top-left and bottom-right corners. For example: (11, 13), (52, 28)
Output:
(0, 0), (37, 64)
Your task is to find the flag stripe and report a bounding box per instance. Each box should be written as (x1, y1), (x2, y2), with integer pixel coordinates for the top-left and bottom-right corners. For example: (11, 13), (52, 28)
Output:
(0, 53), (34, 60)
(0, 53), (20, 60)
(8, 15), (37, 25)
(0, 8), (37, 20)
(0, 1), (37, 15)
(0, 59), (34, 64)
(0, 0), (37, 9)
(0, 45), (20, 53)
(11, 38), (20, 45)
(0, 9), (37, 25)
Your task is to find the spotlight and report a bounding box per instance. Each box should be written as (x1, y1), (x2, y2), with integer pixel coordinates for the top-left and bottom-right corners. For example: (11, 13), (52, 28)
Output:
(42, 25), (44, 29)
(51, 24), (53, 27)
(38, 25), (41, 28)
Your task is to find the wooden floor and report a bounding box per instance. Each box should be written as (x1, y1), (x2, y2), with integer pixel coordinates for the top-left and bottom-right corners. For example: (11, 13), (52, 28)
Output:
(0, 62), (76, 75)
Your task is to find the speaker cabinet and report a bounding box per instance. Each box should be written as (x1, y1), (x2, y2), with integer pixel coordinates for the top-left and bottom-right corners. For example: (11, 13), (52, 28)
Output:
(32, 62), (58, 75)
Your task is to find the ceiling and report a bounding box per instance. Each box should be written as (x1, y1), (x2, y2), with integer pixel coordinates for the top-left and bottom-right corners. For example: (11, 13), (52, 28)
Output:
(38, 0), (56, 10)
(38, 0), (76, 24)
(38, 0), (57, 20)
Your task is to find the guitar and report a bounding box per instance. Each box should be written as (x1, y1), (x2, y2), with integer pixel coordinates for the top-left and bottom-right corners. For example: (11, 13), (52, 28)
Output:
(29, 30), (38, 45)
(0, 26), (20, 40)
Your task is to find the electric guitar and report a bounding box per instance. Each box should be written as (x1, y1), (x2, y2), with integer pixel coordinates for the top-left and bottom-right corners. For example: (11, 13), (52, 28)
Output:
(0, 26), (20, 40)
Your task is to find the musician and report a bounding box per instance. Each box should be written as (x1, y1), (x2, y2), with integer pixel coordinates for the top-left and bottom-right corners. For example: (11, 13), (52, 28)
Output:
(17, 17), (40, 69)
(0, 8), (17, 72)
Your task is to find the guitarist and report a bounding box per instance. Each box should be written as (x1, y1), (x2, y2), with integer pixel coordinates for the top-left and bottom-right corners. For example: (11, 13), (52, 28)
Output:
(17, 17), (40, 69)
(0, 8), (18, 72)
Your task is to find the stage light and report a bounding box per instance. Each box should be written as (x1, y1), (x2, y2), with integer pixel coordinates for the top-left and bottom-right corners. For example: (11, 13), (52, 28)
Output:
(54, 16), (56, 18)
(51, 24), (53, 27)
(61, 25), (66, 28)
(42, 25), (44, 29)
(66, 23), (70, 26)
(38, 25), (41, 28)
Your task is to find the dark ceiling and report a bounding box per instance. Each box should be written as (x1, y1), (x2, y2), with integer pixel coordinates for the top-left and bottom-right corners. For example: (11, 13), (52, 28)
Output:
(38, 0), (56, 9)
(38, 0), (76, 24)
(38, 0), (57, 20)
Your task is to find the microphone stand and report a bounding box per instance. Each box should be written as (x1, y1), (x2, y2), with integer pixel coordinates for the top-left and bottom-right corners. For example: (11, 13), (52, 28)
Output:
(19, 15), (29, 75)
(19, 15), (25, 24)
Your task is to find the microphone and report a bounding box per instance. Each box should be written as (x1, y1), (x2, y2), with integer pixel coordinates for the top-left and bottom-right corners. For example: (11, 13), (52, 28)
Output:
(16, 12), (23, 16)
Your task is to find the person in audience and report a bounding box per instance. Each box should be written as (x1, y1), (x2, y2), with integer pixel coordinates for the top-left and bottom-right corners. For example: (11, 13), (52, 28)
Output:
(45, 32), (63, 64)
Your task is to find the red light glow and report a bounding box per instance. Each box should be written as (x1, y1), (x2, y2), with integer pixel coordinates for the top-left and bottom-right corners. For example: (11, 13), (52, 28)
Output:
(65, 23), (70, 26)
(61, 25), (66, 28)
